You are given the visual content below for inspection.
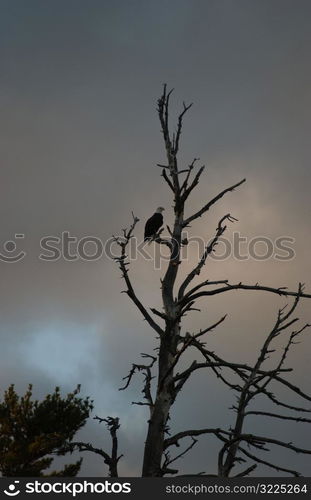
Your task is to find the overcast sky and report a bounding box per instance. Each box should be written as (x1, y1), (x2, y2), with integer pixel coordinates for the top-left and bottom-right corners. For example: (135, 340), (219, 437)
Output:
(1, 0), (311, 476)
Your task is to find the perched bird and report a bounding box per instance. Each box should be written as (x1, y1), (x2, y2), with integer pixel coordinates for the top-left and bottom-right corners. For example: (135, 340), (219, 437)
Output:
(144, 207), (165, 242)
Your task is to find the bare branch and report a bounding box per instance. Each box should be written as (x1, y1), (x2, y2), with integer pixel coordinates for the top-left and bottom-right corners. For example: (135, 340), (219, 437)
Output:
(237, 446), (300, 477)
(178, 215), (236, 300)
(70, 417), (122, 477)
(182, 165), (205, 200)
(157, 84), (174, 154)
(217, 290), (311, 476)
(178, 333), (311, 416)
(69, 441), (111, 463)
(183, 178), (246, 227)
(182, 281), (311, 305)
(152, 230), (174, 251)
(192, 315), (228, 340)
(240, 433), (311, 455)
(150, 308), (168, 321)
(158, 315), (226, 392)
(181, 280), (229, 305)
(180, 158), (199, 193)
(162, 438), (198, 475)
(113, 214), (164, 337)
(233, 464), (257, 477)
(119, 354), (156, 416)
(174, 101), (193, 156)
(164, 428), (230, 450)
(161, 168), (175, 192)
(244, 411), (311, 423)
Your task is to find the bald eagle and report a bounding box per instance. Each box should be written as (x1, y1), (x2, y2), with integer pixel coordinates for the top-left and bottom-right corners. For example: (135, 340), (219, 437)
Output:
(144, 207), (165, 241)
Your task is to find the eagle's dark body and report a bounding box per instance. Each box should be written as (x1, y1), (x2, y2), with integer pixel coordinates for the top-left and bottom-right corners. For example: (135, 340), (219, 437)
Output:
(144, 212), (163, 241)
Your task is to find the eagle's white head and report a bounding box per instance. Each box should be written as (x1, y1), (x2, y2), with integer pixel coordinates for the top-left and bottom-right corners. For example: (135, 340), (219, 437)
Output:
(156, 207), (165, 213)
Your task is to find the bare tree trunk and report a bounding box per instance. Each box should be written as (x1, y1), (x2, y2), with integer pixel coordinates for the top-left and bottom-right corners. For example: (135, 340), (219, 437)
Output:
(142, 334), (177, 476)
(142, 205), (183, 475)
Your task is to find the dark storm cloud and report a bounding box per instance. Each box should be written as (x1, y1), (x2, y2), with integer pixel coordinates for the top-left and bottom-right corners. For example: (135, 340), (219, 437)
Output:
(0, 0), (310, 475)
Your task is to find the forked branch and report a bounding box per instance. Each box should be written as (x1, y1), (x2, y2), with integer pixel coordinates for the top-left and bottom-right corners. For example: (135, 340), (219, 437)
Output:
(183, 178), (246, 227)
(218, 289), (311, 476)
(113, 213), (164, 337)
(70, 416), (122, 477)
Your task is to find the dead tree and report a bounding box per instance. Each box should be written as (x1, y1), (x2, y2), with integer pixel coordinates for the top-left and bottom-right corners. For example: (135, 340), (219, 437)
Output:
(69, 416), (122, 477)
(113, 86), (311, 477)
